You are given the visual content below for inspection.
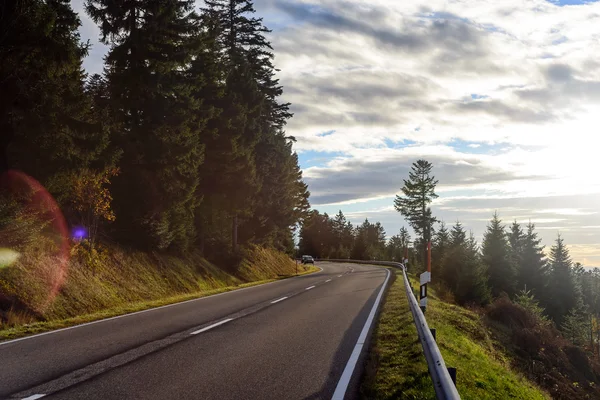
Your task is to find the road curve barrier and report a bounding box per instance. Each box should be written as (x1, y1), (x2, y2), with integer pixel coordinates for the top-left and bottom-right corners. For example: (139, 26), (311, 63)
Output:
(319, 259), (461, 400)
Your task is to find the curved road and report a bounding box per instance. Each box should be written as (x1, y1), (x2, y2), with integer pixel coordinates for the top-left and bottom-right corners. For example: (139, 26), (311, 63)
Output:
(0, 262), (389, 400)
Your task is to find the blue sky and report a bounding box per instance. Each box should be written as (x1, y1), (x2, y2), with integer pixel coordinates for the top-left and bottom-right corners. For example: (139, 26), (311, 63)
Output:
(75, 0), (600, 266)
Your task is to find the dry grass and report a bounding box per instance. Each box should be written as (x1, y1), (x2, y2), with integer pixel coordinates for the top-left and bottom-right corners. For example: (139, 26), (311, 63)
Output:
(0, 242), (317, 340)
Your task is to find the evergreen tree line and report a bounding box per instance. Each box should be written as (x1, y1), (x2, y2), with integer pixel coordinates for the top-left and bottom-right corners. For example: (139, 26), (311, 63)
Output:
(298, 210), (411, 263)
(1, 0), (310, 259)
(299, 208), (600, 348)
(433, 215), (600, 351)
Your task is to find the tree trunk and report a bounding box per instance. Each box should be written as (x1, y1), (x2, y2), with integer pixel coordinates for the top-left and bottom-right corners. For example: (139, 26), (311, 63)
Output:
(232, 214), (238, 252)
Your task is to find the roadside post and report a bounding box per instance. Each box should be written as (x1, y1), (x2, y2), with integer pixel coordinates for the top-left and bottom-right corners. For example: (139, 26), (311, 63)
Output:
(419, 241), (432, 313)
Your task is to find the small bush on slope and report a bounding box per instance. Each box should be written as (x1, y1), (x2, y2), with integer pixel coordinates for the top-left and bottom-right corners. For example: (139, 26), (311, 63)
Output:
(486, 296), (600, 399)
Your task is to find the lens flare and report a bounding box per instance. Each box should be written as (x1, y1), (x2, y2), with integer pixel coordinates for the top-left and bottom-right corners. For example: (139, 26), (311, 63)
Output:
(0, 248), (19, 269)
(0, 170), (70, 310)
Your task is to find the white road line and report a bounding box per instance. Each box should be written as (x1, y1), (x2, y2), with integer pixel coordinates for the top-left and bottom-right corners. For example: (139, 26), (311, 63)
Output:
(0, 267), (325, 347)
(338, 275), (343, 278)
(190, 318), (234, 335)
(305, 285), (315, 290)
(326, 279), (332, 282)
(271, 296), (288, 304)
(331, 268), (391, 400)
(22, 395), (46, 400)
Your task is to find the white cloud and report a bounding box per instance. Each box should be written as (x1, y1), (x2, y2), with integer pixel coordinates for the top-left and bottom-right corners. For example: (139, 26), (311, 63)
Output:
(75, 0), (600, 265)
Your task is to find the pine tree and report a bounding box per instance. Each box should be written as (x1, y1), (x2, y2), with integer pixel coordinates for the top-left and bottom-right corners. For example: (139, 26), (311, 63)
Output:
(387, 227), (411, 262)
(461, 232), (491, 305)
(433, 221), (450, 270)
(86, 0), (205, 250)
(545, 234), (577, 325)
(450, 221), (466, 247)
(508, 220), (524, 277)
(330, 210), (351, 258)
(442, 227), (490, 305)
(515, 288), (548, 322)
(1, 0), (106, 182)
(239, 133), (309, 252)
(482, 213), (515, 297)
(518, 222), (548, 296)
(394, 159), (438, 267)
(441, 221), (467, 290)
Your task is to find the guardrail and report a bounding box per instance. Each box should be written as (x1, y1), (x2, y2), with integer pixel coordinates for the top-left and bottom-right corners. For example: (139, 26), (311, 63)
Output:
(319, 259), (461, 400)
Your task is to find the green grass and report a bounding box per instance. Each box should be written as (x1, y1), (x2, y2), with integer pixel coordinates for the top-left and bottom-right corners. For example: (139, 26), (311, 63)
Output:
(361, 269), (549, 400)
(0, 243), (318, 341)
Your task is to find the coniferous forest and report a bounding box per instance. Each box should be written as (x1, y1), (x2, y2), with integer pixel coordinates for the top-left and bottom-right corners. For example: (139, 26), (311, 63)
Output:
(1, 0), (310, 260)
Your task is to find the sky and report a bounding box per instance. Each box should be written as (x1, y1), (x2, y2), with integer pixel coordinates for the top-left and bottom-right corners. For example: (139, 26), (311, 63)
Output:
(74, 0), (600, 266)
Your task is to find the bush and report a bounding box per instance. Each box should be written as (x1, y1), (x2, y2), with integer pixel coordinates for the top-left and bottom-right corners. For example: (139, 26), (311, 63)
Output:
(486, 297), (600, 399)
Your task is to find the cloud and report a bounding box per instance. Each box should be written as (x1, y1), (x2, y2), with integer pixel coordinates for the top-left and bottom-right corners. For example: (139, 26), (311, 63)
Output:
(304, 146), (550, 205)
(75, 0), (600, 265)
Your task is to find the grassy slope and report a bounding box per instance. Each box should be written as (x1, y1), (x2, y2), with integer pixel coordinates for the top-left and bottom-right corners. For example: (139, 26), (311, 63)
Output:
(0, 244), (317, 340)
(361, 269), (548, 400)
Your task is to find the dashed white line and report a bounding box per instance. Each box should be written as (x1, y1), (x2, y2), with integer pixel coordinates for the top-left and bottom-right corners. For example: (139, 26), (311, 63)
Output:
(338, 275), (343, 278)
(22, 395), (46, 400)
(326, 279), (332, 282)
(271, 296), (288, 304)
(332, 268), (391, 400)
(305, 285), (315, 290)
(0, 268), (324, 347)
(190, 318), (234, 335)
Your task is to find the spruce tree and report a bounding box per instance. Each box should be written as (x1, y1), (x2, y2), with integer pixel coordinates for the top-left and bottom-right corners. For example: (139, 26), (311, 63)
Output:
(86, 0), (204, 250)
(394, 159), (438, 267)
(1, 0), (104, 182)
(545, 234), (577, 325)
(433, 221), (450, 270)
(387, 227), (411, 262)
(450, 221), (467, 247)
(441, 226), (490, 305)
(482, 213), (515, 297)
(508, 221), (524, 285)
(519, 223), (548, 297)
(441, 221), (467, 290)
(239, 132), (309, 252)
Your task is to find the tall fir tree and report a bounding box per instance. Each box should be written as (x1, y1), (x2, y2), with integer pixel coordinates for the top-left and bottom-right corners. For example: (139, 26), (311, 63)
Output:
(1, 0), (107, 183)
(239, 132), (309, 253)
(86, 0), (205, 250)
(508, 220), (525, 285)
(450, 221), (467, 248)
(518, 222), (548, 296)
(545, 234), (577, 325)
(441, 221), (467, 291)
(433, 221), (450, 270)
(482, 213), (515, 297)
(387, 227), (411, 262)
(441, 224), (490, 305)
(394, 159), (438, 267)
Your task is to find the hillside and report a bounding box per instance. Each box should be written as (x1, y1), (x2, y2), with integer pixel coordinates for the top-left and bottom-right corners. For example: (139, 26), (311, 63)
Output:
(0, 244), (314, 340)
(360, 269), (549, 399)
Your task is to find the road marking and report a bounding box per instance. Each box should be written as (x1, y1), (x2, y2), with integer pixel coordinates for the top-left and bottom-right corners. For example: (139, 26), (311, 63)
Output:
(338, 275), (343, 278)
(332, 268), (391, 400)
(271, 296), (288, 304)
(305, 285), (315, 290)
(22, 395), (46, 400)
(0, 267), (325, 347)
(326, 279), (332, 282)
(190, 318), (234, 335)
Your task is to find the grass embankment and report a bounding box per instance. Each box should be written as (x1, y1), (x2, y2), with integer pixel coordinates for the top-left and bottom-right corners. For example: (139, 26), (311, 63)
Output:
(361, 269), (548, 400)
(0, 244), (317, 341)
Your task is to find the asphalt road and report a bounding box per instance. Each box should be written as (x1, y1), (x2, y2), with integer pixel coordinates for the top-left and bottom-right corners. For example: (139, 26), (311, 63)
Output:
(0, 262), (389, 400)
